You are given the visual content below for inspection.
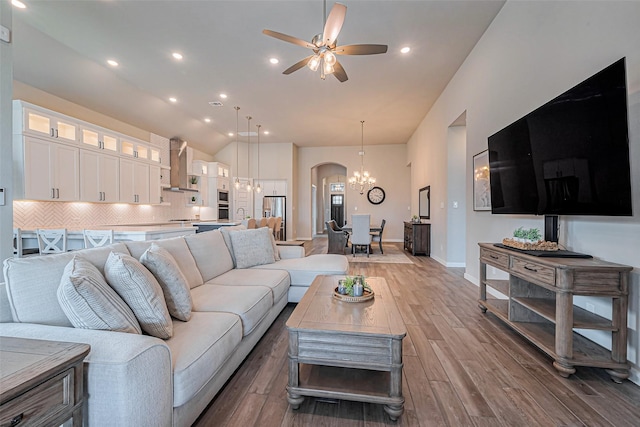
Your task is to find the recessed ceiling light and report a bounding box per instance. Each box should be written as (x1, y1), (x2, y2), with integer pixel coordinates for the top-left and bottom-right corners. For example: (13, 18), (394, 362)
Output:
(228, 132), (234, 137)
(12, 0), (26, 9)
(169, 97), (177, 103)
(107, 59), (119, 67)
(219, 93), (228, 99)
(172, 52), (183, 60)
(264, 131), (270, 135)
(204, 118), (211, 123)
(269, 58), (279, 64)
(400, 47), (411, 54)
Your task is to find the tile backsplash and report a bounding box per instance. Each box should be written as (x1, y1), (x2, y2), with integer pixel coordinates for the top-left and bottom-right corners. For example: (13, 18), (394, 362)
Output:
(13, 191), (212, 229)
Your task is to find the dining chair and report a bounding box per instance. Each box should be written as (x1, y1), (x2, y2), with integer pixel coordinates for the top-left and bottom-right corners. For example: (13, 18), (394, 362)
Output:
(326, 220), (349, 255)
(371, 219), (386, 254)
(259, 217), (268, 228)
(267, 217), (276, 235)
(13, 228), (22, 258)
(350, 214), (371, 257)
(36, 228), (68, 254)
(83, 229), (114, 248)
(247, 218), (257, 229)
(273, 216), (283, 240)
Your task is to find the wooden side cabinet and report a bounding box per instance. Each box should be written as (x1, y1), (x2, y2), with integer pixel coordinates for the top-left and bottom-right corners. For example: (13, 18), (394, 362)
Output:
(403, 222), (430, 256)
(0, 337), (90, 427)
(477, 243), (633, 382)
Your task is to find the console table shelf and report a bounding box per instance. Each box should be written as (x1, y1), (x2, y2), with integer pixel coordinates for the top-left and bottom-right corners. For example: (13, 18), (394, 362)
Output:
(478, 243), (632, 382)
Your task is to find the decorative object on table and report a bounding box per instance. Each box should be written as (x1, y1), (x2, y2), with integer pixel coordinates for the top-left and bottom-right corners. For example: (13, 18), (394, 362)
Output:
(349, 121), (376, 194)
(262, 1), (388, 82)
(334, 275), (374, 302)
(367, 186), (385, 204)
(502, 227), (558, 251)
(419, 185), (430, 219)
(411, 215), (420, 224)
(473, 150), (491, 211)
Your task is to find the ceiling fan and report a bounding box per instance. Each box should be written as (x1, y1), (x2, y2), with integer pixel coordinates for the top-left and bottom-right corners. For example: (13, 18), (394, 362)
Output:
(262, 1), (388, 82)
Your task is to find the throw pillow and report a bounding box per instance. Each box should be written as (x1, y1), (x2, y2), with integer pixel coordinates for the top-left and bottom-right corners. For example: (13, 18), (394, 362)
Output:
(57, 255), (141, 334)
(229, 227), (276, 269)
(140, 244), (193, 321)
(104, 251), (173, 339)
(220, 224), (247, 267)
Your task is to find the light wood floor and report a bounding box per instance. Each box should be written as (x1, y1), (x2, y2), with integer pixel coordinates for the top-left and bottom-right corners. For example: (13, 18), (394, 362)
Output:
(194, 239), (640, 427)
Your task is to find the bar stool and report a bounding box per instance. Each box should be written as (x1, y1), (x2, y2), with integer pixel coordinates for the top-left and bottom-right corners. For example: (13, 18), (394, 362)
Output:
(37, 228), (68, 254)
(83, 229), (114, 248)
(13, 228), (22, 258)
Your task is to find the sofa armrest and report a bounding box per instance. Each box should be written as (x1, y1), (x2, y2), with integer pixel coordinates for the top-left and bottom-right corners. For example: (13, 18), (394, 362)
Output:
(278, 245), (305, 259)
(0, 323), (173, 427)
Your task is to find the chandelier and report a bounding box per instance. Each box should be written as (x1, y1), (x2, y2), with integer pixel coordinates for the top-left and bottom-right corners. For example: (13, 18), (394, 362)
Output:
(255, 124), (262, 193)
(234, 106), (241, 189)
(349, 120), (375, 195)
(245, 115), (253, 192)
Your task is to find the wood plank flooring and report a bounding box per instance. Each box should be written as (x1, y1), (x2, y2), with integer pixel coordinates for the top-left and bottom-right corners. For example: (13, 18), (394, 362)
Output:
(193, 238), (640, 426)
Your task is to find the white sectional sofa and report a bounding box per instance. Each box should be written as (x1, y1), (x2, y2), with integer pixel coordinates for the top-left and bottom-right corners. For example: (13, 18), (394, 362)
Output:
(0, 228), (348, 426)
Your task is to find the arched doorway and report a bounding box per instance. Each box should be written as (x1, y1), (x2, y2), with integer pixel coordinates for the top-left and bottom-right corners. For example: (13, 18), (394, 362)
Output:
(310, 163), (347, 236)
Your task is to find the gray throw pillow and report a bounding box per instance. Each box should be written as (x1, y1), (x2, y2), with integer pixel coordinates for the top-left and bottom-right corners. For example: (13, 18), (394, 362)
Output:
(229, 228), (276, 269)
(104, 251), (173, 339)
(57, 255), (141, 334)
(140, 244), (193, 321)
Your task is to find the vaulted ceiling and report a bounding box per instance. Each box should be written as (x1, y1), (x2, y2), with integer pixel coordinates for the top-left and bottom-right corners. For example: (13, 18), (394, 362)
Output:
(11, 1), (504, 155)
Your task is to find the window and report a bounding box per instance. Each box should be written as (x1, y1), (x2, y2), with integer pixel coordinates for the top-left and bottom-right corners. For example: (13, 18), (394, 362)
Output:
(330, 182), (344, 193)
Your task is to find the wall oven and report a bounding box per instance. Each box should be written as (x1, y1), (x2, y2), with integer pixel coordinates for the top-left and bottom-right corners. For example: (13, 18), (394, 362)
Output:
(218, 205), (229, 220)
(218, 190), (229, 203)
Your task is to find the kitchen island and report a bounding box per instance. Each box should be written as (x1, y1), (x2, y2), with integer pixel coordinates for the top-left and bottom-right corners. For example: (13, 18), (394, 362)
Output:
(192, 220), (241, 233)
(20, 225), (197, 251)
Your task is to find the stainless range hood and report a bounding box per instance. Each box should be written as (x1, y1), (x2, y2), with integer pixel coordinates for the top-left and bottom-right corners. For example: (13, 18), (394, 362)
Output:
(166, 138), (198, 192)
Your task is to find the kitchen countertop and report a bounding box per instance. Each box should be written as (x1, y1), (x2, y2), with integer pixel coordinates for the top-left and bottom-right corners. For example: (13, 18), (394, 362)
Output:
(191, 220), (240, 226)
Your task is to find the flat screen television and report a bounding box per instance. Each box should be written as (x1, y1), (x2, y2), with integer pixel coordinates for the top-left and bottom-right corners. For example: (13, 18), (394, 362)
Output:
(488, 58), (632, 217)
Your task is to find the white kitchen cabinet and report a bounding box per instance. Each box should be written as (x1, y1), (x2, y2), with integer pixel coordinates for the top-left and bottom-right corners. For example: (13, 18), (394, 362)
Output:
(80, 149), (119, 202)
(256, 179), (287, 196)
(192, 160), (208, 176)
(16, 105), (78, 144)
(22, 136), (79, 201)
(209, 162), (230, 178)
(149, 165), (161, 204)
(121, 138), (150, 161)
(80, 126), (119, 153)
(120, 158), (150, 204)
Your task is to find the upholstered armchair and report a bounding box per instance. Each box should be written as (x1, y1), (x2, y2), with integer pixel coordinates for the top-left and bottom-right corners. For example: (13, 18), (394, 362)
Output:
(326, 220), (349, 255)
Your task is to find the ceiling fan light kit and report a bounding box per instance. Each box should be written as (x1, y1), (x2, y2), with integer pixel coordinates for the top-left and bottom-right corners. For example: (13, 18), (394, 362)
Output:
(263, 1), (388, 82)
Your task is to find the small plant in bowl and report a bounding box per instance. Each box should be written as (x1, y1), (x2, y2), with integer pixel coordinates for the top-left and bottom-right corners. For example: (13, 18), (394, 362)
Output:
(189, 176), (199, 187)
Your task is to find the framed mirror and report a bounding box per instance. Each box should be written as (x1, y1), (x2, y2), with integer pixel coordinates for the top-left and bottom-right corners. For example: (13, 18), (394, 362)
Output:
(419, 186), (430, 219)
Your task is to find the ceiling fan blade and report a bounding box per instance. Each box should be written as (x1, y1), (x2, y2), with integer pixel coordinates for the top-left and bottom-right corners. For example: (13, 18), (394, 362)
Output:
(335, 44), (388, 55)
(322, 3), (347, 47)
(283, 56), (314, 75)
(263, 29), (314, 49)
(333, 60), (348, 82)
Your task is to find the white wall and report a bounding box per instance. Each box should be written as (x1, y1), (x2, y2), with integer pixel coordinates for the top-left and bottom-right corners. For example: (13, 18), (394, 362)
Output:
(298, 144), (410, 241)
(407, 1), (640, 383)
(0, 2), (13, 262)
(446, 125), (466, 266)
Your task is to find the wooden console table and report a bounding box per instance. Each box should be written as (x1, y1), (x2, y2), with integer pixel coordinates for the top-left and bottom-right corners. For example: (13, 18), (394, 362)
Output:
(478, 243), (632, 382)
(403, 222), (430, 256)
(0, 337), (90, 426)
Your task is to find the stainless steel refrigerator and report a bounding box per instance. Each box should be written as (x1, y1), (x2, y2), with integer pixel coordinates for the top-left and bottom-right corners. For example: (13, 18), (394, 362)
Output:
(263, 196), (286, 240)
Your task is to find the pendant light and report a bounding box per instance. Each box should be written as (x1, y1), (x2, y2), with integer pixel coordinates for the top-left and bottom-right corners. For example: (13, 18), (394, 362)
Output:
(245, 115), (253, 192)
(234, 106), (241, 189)
(255, 124), (262, 193)
(349, 120), (375, 195)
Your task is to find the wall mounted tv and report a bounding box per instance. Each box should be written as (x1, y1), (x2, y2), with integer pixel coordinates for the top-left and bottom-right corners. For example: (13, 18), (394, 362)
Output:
(488, 58), (632, 217)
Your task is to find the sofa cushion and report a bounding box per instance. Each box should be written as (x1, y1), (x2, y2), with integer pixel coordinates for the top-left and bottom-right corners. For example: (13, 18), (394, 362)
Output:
(219, 225), (246, 267)
(140, 244), (193, 321)
(207, 268), (289, 305)
(253, 254), (349, 286)
(3, 243), (130, 326)
(191, 284), (272, 336)
(58, 255), (142, 334)
(184, 230), (233, 281)
(229, 228), (276, 269)
(166, 311), (242, 407)
(125, 238), (203, 289)
(105, 252), (173, 339)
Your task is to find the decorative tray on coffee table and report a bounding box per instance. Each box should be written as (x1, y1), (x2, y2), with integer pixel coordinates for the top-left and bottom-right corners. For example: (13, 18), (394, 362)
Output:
(333, 287), (375, 303)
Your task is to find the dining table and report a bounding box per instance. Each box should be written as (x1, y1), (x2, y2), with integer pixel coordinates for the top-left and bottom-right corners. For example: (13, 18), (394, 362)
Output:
(341, 225), (382, 233)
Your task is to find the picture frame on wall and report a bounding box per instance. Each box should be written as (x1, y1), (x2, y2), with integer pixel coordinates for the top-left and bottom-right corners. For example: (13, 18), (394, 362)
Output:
(473, 150), (491, 211)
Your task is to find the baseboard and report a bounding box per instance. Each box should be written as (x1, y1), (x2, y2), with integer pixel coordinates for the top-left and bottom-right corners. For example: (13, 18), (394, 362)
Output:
(431, 255), (447, 267)
(464, 272), (478, 286)
(446, 261), (466, 268)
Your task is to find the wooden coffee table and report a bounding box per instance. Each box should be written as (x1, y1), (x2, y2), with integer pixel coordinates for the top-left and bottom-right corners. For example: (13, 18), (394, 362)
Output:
(286, 275), (406, 420)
